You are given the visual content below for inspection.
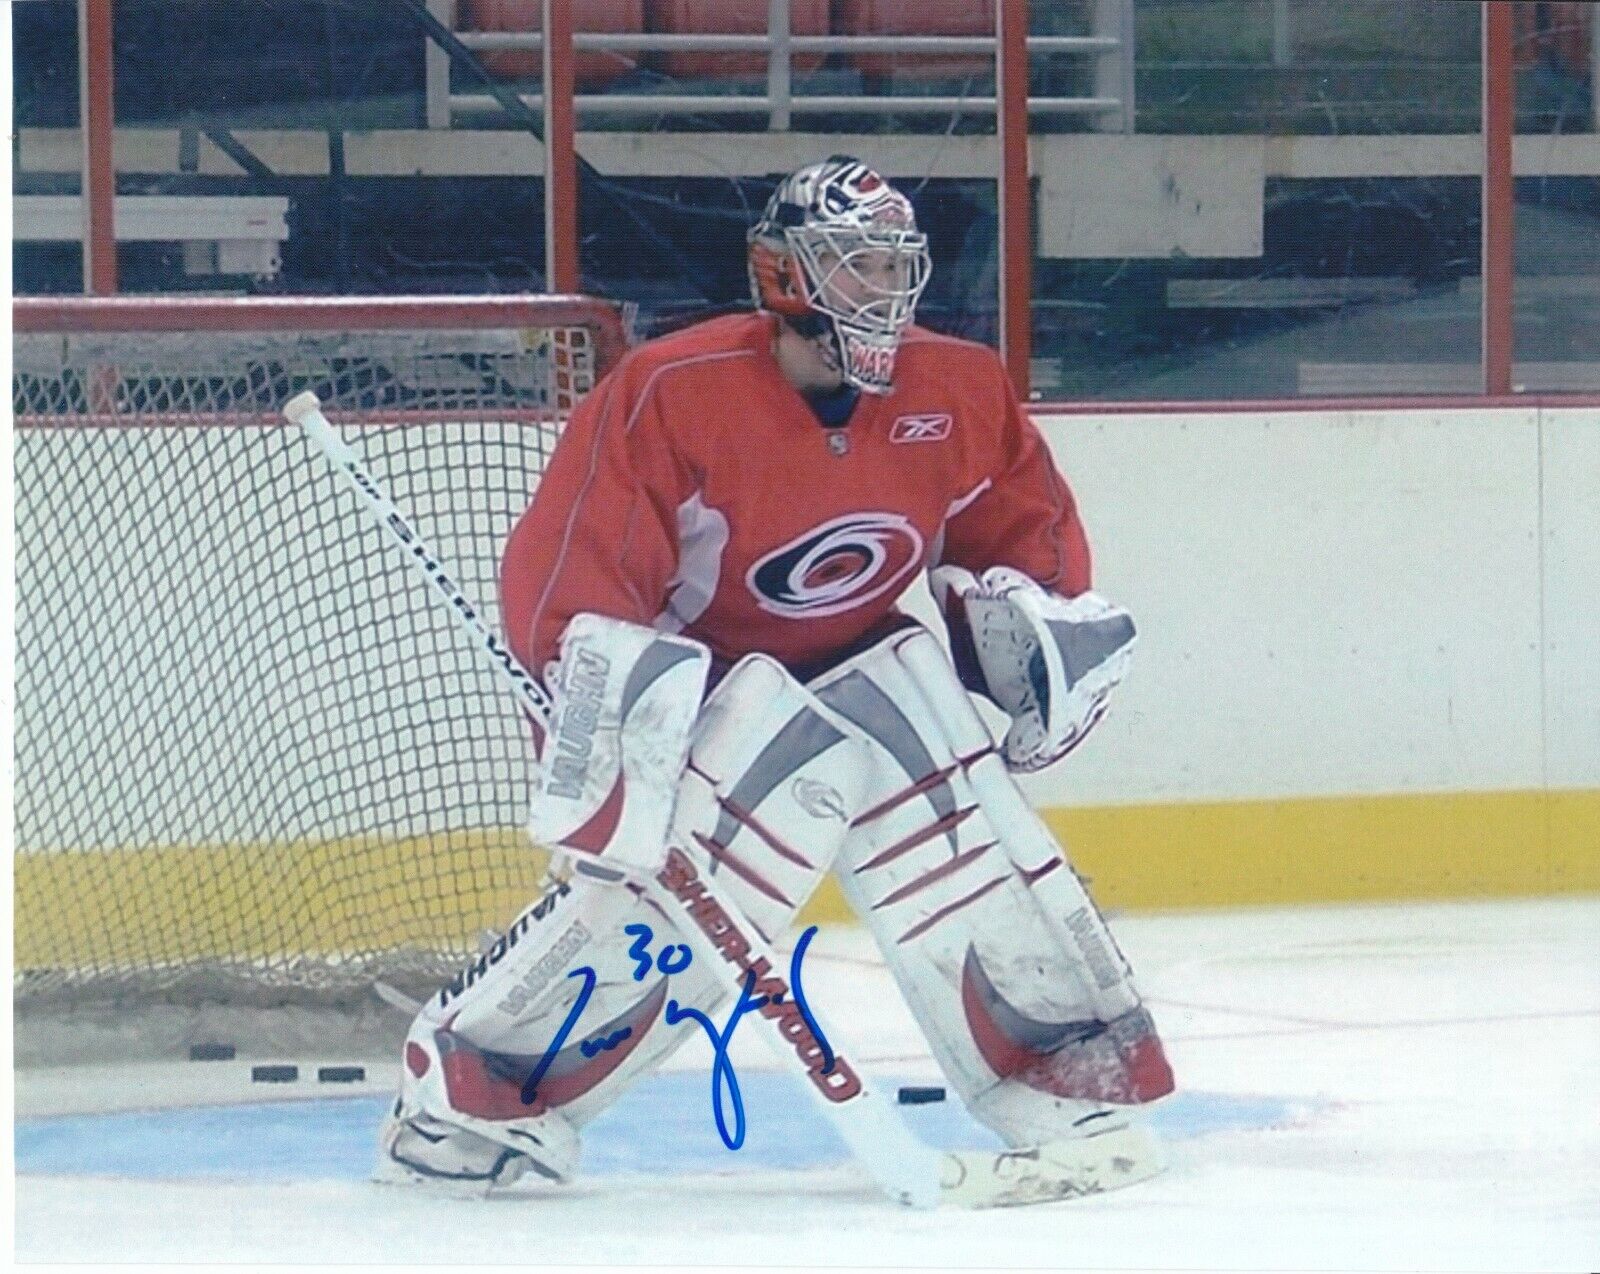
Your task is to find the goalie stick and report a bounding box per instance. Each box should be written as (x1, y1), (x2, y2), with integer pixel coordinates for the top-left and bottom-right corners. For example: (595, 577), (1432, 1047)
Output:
(283, 390), (1162, 1209)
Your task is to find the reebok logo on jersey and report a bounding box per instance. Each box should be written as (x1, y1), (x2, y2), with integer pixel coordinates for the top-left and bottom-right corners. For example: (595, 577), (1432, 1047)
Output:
(890, 413), (952, 444)
(747, 513), (924, 619)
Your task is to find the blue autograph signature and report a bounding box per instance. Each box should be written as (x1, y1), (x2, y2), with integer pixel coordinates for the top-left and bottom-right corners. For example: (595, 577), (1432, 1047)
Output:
(521, 923), (830, 1150)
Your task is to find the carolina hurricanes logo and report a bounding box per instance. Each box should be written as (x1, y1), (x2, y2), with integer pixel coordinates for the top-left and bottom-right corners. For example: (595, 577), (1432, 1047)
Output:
(817, 163), (908, 227)
(747, 513), (924, 618)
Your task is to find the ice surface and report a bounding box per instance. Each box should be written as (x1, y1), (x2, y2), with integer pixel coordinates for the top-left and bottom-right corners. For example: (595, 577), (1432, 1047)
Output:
(14, 897), (1600, 1268)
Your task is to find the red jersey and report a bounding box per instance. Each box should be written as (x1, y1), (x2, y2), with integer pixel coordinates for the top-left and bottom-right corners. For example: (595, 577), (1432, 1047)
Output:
(501, 312), (1090, 679)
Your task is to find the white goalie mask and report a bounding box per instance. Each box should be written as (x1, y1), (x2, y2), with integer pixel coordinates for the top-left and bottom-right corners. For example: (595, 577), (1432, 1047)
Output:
(748, 156), (932, 394)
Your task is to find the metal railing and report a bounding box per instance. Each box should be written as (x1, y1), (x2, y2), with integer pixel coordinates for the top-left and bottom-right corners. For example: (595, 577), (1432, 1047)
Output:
(426, 0), (1136, 133)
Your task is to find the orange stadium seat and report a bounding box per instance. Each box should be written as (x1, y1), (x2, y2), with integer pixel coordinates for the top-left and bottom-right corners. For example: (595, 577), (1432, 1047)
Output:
(462, 0), (644, 88)
(836, 0), (997, 80)
(646, 0), (829, 79)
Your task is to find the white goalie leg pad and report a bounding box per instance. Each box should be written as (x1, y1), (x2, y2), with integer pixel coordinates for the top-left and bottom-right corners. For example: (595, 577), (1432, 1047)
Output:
(811, 625), (1173, 1150)
(380, 869), (727, 1189)
(670, 653), (881, 942)
(527, 613), (710, 875)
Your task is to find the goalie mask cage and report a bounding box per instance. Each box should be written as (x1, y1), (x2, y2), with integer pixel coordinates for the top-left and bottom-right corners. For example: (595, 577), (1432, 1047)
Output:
(13, 294), (627, 1029)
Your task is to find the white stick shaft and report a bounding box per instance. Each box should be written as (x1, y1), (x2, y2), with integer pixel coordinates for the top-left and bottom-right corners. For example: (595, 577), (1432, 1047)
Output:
(284, 391), (941, 1208)
(284, 391), (555, 724)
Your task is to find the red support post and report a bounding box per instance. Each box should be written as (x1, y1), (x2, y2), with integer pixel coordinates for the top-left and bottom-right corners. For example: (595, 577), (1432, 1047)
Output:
(1482, 0), (1515, 395)
(79, 0), (118, 294)
(542, 0), (580, 293)
(997, 0), (1031, 399)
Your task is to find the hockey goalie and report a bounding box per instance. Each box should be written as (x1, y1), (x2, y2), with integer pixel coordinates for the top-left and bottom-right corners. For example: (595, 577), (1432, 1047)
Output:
(377, 157), (1175, 1195)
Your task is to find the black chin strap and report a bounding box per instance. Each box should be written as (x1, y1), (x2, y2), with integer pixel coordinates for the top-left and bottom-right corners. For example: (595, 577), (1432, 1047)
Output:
(786, 311), (829, 339)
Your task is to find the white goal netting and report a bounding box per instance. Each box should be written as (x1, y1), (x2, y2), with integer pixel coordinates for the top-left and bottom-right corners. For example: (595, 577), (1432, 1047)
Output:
(13, 295), (626, 1014)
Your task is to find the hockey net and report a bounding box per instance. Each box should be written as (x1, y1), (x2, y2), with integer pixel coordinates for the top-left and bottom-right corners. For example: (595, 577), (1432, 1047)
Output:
(13, 295), (628, 1022)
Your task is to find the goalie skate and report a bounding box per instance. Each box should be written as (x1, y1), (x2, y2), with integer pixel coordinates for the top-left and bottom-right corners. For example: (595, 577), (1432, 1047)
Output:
(940, 1113), (1166, 1208)
(373, 1016), (583, 1196)
(374, 1104), (555, 1197)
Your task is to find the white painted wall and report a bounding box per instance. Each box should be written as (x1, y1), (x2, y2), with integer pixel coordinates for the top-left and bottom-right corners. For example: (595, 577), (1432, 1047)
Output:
(1016, 404), (1599, 809)
(1542, 410), (1600, 789)
(1036, 136), (1264, 259)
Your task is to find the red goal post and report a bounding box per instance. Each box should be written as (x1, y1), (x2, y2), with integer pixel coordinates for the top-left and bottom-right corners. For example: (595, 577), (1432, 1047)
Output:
(12, 294), (627, 1015)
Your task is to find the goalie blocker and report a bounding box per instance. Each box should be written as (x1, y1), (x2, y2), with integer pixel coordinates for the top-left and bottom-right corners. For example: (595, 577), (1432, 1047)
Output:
(381, 614), (1169, 1195)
